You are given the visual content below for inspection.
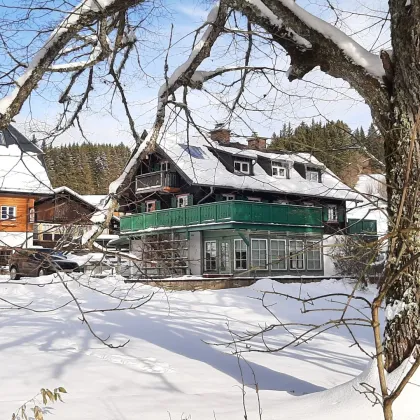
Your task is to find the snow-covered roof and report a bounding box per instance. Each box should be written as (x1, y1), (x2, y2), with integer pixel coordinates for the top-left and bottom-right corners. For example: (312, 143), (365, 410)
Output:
(158, 134), (358, 201)
(81, 194), (108, 210)
(52, 187), (119, 221)
(347, 174), (388, 235)
(0, 126), (51, 195)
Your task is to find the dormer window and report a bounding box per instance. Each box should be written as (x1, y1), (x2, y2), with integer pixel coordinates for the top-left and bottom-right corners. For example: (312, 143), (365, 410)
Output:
(272, 162), (287, 178)
(234, 159), (250, 175)
(306, 168), (319, 182)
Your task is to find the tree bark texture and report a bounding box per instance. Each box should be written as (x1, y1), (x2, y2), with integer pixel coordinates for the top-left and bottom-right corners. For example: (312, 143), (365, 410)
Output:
(379, 0), (420, 373)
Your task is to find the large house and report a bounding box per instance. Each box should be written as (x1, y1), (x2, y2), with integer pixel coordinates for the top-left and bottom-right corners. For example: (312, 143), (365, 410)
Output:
(0, 126), (52, 264)
(116, 126), (377, 278)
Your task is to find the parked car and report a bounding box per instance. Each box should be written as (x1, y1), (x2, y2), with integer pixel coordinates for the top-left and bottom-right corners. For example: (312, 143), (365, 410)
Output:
(9, 248), (81, 280)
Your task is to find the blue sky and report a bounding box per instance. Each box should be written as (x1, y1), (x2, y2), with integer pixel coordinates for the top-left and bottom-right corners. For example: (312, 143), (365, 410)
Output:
(9, 0), (389, 147)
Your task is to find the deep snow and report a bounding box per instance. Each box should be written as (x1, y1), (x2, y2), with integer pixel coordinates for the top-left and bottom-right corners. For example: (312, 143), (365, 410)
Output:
(0, 276), (418, 419)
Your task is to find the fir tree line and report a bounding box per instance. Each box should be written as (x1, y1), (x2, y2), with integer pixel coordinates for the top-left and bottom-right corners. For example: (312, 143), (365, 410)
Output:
(271, 120), (384, 186)
(43, 143), (131, 194)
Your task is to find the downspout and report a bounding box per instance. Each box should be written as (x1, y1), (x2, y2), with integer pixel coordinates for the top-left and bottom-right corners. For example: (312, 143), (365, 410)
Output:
(197, 186), (215, 204)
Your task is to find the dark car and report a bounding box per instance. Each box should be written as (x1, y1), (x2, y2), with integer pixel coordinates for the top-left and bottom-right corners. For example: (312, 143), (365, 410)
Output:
(9, 248), (81, 280)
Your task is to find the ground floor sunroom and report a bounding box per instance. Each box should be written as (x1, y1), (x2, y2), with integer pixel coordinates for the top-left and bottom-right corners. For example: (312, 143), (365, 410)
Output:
(127, 229), (324, 279)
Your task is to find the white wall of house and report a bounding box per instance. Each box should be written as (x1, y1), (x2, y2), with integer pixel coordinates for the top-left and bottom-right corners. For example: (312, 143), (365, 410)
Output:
(188, 231), (202, 275)
(323, 235), (342, 277)
(0, 231), (32, 248)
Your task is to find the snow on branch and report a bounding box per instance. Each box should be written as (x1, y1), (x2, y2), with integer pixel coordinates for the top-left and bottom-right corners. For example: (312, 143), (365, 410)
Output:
(226, 0), (388, 109)
(82, 3), (229, 248)
(0, 0), (143, 129)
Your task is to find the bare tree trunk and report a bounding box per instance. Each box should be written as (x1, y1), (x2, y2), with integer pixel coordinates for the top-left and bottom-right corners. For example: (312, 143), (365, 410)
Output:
(378, 0), (420, 374)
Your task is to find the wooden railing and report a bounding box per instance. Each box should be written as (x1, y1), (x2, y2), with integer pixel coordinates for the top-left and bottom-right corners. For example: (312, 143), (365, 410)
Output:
(135, 171), (180, 191)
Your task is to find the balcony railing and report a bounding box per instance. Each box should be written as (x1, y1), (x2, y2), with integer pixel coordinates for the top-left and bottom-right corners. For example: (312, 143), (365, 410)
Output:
(135, 171), (180, 192)
(120, 201), (323, 233)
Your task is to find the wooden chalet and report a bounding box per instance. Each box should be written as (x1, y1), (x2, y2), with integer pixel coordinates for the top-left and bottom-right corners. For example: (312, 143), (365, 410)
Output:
(0, 125), (52, 265)
(116, 126), (377, 278)
(34, 186), (120, 249)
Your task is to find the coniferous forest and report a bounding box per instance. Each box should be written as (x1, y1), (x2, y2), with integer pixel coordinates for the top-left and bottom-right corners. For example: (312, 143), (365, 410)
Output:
(43, 143), (131, 194)
(271, 120), (384, 186)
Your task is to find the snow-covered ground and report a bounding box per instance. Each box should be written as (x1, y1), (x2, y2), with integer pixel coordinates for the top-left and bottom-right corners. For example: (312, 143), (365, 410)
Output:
(0, 275), (418, 419)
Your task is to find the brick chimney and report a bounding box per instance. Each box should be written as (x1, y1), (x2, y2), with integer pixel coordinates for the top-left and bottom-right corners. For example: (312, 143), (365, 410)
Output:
(247, 132), (267, 150)
(210, 123), (230, 144)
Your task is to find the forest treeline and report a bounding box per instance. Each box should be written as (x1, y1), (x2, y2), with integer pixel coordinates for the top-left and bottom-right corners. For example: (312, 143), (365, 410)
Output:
(271, 120), (384, 186)
(43, 143), (131, 194)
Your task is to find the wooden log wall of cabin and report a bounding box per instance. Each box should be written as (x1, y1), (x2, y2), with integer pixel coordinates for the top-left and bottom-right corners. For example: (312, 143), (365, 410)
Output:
(0, 195), (35, 232)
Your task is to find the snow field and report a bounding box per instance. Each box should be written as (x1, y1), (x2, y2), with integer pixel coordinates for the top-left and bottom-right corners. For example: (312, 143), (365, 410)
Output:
(0, 275), (418, 419)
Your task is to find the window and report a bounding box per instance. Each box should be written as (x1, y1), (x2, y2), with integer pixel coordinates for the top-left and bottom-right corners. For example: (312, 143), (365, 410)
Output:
(29, 208), (35, 223)
(234, 160), (250, 175)
(270, 239), (287, 270)
(327, 204), (338, 221)
(145, 200), (156, 212)
(1, 206), (16, 220)
(247, 197), (261, 202)
(220, 241), (230, 272)
(0, 131), (5, 146)
(272, 162), (287, 178)
(303, 202), (315, 207)
(290, 240), (304, 270)
(43, 233), (53, 241)
(234, 239), (248, 270)
(160, 161), (170, 171)
(205, 241), (217, 271)
(251, 239), (268, 270)
(222, 194), (235, 201)
(306, 168), (319, 182)
(179, 144), (206, 159)
(177, 194), (190, 208)
(307, 241), (322, 270)
(276, 200), (288, 205)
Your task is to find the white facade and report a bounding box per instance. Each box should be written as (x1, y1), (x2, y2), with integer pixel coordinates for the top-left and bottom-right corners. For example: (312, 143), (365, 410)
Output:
(0, 231), (33, 248)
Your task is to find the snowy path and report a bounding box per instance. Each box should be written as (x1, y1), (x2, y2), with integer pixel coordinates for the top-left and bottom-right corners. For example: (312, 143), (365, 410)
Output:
(0, 276), (417, 419)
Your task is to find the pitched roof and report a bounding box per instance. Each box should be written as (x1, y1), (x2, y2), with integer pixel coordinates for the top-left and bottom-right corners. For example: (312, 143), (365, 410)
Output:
(0, 125), (51, 195)
(51, 187), (119, 221)
(158, 134), (358, 201)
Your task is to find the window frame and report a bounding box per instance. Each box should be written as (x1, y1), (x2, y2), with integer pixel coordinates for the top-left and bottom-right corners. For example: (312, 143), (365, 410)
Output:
(234, 160), (251, 175)
(0, 206), (16, 221)
(272, 162), (287, 178)
(306, 240), (322, 271)
(234, 239), (248, 271)
(145, 200), (156, 213)
(289, 240), (305, 270)
(327, 204), (338, 222)
(204, 240), (217, 272)
(251, 239), (268, 271)
(160, 161), (170, 172)
(220, 240), (230, 272)
(222, 194), (235, 201)
(29, 208), (35, 223)
(176, 194), (189, 208)
(0, 131), (5, 146)
(306, 168), (319, 182)
(270, 239), (287, 271)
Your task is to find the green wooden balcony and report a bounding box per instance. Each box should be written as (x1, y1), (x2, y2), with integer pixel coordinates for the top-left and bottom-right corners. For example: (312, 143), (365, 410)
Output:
(120, 201), (323, 233)
(347, 218), (378, 235)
